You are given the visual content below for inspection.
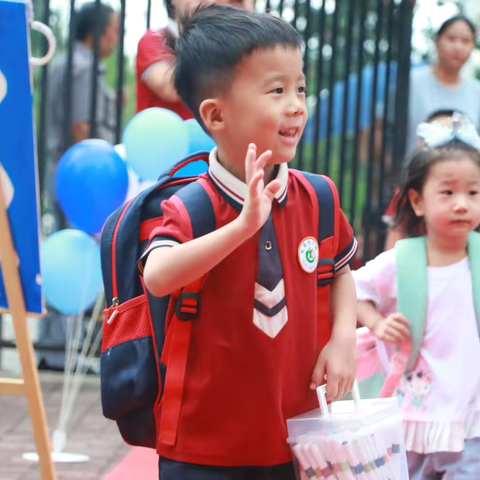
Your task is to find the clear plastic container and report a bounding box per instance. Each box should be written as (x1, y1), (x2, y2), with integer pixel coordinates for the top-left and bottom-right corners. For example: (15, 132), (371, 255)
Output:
(287, 382), (409, 480)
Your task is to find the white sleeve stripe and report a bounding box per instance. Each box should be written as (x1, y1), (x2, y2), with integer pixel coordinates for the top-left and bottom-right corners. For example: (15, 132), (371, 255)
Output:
(335, 238), (358, 270)
(137, 239), (179, 274)
(146, 239), (179, 251)
(141, 240), (179, 261)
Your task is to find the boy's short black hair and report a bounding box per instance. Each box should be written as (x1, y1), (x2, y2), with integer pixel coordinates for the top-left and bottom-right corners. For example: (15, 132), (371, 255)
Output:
(74, 2), (114, 42)
(170, 4), (302, 124)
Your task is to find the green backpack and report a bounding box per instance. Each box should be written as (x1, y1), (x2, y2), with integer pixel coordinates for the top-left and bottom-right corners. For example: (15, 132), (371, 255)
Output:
(357, 231), (480, 399)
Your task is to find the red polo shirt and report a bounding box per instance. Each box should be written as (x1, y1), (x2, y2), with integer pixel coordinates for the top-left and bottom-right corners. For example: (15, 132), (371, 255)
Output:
(136, 28), (194, 120)
(141, 150), (357, 466)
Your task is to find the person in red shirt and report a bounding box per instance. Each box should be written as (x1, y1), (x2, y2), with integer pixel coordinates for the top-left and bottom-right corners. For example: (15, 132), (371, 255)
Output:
(136, 0), (254, 119)
(140, 5), (358, 479)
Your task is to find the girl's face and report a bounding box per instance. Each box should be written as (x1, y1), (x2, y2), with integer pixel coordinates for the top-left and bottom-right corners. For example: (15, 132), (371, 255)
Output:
(409, 157), (480, 241)
(436, 20), (475, 73)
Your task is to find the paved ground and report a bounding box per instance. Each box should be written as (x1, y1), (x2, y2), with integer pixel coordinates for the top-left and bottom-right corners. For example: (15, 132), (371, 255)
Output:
(0, 372), (131, 480)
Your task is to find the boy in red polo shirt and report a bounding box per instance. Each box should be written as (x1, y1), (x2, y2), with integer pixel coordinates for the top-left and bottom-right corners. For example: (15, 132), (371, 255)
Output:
(141, 5), (358, 479)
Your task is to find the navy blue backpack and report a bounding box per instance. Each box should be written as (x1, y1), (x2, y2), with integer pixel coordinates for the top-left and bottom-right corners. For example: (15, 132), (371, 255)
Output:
(100, 153), (342, 449)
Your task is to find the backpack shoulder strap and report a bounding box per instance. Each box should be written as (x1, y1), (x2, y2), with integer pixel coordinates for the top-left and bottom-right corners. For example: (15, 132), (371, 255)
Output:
(157, 177), (217, 448)
(168, 178), (216, 316)
(289, 170), (340, 286)
(468, 231), (480, 327)
(173, 178), (217, 244)
(395, 236), (428, 370)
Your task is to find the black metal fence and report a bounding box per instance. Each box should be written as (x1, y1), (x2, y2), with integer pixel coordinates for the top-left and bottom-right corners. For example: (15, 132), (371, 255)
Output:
(31, 0), (414, 262)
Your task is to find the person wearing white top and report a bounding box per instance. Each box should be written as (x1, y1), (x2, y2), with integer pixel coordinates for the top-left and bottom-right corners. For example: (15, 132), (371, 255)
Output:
(353, 117), (480, 479)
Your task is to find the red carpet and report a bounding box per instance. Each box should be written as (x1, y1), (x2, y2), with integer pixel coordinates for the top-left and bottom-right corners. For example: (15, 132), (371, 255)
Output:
(103, 447), (158, 480)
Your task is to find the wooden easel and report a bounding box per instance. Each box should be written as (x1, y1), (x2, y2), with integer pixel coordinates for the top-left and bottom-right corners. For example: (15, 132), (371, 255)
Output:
(0, 181), (56, 479)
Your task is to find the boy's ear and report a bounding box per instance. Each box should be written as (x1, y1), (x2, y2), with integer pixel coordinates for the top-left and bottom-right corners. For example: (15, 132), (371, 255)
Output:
(408, 188), (424, 217)
(199, 98), (225, 133)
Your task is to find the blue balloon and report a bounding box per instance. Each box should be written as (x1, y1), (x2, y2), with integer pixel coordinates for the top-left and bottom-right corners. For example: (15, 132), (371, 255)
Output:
(173, 160), (208, 177)
(185, 119), (216, 154)
(41, 230), (103, 315)
(56, 140), (128, 234)
(123, 108), (189, 181)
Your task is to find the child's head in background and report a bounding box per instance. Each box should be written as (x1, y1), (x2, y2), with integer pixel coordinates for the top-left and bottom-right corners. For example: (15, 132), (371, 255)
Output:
(424, 109), (458, 129)
(170, 4), (307, 178)
(395, 117), (480, 241)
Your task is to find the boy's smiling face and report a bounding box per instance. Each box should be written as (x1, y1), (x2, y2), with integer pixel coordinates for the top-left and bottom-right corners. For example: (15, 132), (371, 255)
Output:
(204, 46), (307, 177)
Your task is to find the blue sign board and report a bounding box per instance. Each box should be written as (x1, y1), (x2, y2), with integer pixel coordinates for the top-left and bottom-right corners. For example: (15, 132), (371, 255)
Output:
(0, 0), (43, 315)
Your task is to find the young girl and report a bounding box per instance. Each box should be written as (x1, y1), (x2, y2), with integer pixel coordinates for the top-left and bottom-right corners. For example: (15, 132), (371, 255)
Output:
(383, 108), (462, 251)
(353, 118), (480, 479)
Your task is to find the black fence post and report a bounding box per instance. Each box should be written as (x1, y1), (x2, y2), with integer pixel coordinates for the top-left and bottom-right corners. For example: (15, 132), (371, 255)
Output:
(89, 0), (102, 139)
(338, 0), (356, 201)
(311, 0), (327, 175)
(37, 0), (51, 203)
(296, 0), (311, 171)
(392, 0), (413, 170)
(64, 0), (76, 152)
(147, 0), (152, 29)
(375, 0), (396, 253)
(324, 0), (340, 177)
(115, 0), (127, 145)
(362, 0), (384, 262)
(349, 0), (368, 229)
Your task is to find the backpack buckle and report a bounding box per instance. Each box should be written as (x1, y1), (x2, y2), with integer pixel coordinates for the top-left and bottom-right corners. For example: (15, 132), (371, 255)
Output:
(317, 258), (336, 287)
(175, 292), (201, 321)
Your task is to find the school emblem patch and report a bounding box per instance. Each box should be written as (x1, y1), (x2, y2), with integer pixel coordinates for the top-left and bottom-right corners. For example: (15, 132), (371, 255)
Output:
(298, 237), (318, 273)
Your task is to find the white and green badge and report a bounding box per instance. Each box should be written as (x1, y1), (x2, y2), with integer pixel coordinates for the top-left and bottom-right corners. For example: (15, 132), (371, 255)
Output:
(298, 237), (318, 273)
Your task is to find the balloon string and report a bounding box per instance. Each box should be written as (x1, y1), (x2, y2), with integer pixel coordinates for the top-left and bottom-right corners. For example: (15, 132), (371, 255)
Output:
(60, 291), (104, 434)
(56, 313), (75, 437)
(57, 311), (83, 435)
(61, 319), (104, 436)
(57, 252), (96, 442)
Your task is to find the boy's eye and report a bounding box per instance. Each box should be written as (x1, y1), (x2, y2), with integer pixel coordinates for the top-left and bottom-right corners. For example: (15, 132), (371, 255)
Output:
(470, 190), (479, 196)
(298, 86), (306, 94)
(270, 87), (284, 94)
(441, 190), (453, 196)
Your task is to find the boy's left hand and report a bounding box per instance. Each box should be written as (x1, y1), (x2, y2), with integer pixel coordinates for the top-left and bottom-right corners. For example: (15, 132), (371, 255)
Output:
(310, 336), (356, 402)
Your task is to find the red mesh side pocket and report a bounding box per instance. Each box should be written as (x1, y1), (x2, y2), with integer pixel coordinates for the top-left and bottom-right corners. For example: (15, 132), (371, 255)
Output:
(102, 295), (151, 352)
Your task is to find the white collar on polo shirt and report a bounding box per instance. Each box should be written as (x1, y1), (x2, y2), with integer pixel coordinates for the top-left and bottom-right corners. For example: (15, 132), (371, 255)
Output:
(208, 147), (289, 207)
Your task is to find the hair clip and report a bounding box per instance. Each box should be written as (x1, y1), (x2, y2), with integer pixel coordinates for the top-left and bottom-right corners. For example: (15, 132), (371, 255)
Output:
(417, 112), (480, 150)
